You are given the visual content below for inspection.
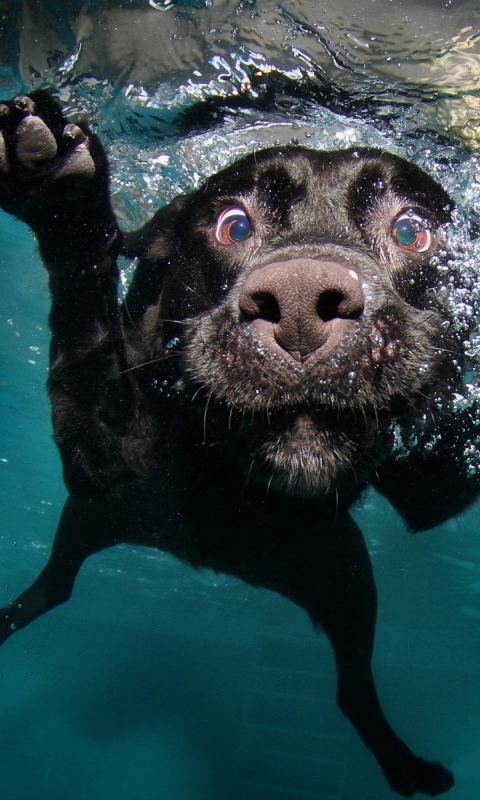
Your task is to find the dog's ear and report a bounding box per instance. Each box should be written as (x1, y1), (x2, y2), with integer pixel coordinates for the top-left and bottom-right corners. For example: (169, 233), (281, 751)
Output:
(374, 405), (480, 530)
(120, 193), (190, 323)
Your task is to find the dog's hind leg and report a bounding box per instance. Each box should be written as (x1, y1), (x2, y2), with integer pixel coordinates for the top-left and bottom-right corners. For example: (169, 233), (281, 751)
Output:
(282, 514), (454, 797)
(305, 513), (454, 797)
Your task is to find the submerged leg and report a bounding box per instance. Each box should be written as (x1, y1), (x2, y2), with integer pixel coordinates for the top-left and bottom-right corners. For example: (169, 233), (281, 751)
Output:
(282, 513), (454, 797)
(0, 496), (118, 645)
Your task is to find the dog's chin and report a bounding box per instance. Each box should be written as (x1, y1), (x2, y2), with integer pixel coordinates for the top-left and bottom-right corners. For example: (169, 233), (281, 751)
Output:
(243, 409), (383, 499)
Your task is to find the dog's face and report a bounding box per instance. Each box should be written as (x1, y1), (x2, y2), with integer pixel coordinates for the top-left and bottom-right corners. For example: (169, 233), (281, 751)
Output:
(147, 147), (462, 497)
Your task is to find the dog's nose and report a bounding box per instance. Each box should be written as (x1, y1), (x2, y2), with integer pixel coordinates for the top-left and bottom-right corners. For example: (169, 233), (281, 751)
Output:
(238, 258), (364, 360)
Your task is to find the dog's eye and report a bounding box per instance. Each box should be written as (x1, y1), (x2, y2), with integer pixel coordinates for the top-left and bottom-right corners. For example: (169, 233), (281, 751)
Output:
(391, 211), (433, 252)
(215, 208), (252, 244)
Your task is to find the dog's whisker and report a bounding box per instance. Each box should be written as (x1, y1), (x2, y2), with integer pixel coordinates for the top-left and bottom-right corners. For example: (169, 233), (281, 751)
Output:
(203, 389), (214, 451)
(242, 458), (256, 501)
(119, 353), (180, 374)
(266, 473), (274, 498)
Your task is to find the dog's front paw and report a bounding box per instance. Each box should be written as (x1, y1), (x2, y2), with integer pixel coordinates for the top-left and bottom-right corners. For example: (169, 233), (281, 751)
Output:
(0, 90), (98, 223)
(384, 753), (454, 797)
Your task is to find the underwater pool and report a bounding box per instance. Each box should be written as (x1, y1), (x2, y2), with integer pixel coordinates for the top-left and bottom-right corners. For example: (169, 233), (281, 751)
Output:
(2, 1), (480, 798)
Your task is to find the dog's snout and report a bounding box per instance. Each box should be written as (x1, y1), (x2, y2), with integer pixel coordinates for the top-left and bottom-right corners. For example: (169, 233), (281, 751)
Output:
(239, 258), (364, 360)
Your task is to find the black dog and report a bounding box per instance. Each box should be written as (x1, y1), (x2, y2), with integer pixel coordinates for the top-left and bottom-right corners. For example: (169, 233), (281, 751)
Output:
(0, 91), (477, 797)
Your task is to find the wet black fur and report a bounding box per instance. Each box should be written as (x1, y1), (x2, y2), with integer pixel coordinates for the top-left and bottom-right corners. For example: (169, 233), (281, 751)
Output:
(1, 91), (478, 797)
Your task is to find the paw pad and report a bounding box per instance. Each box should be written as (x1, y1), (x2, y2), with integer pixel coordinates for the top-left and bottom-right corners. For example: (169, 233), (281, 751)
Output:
(16, 116), (58, 169)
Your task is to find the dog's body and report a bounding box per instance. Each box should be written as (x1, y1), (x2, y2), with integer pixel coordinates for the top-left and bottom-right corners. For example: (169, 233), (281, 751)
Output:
(0, 91), (477, 796)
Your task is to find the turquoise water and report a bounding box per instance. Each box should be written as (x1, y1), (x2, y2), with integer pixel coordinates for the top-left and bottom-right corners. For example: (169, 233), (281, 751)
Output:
(2, 2), (480, 798)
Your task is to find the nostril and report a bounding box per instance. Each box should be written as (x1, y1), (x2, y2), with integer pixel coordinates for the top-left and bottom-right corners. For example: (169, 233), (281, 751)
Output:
(317, 290), (347, 322)
(254, 292), (281, 323)
(317, 289), (363, 322)
(241, 291), (281, 323)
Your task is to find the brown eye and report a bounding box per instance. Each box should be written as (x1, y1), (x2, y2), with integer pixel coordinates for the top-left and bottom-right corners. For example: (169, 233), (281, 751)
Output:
(391, 211), (433, 252)
(215, 208), (252, 244)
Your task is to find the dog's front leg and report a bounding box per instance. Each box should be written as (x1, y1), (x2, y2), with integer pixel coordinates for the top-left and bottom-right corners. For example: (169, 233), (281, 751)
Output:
(0, 494), (125, 646)
(0, 91), (153, 497)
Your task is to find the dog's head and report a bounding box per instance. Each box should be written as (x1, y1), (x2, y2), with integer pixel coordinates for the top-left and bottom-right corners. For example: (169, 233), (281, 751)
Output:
(136, 146), (463, 497)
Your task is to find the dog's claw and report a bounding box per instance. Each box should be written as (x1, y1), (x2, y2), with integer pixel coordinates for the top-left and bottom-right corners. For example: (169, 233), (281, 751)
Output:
(14, 94), (35, 114)
(62, 123), (86, 145)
